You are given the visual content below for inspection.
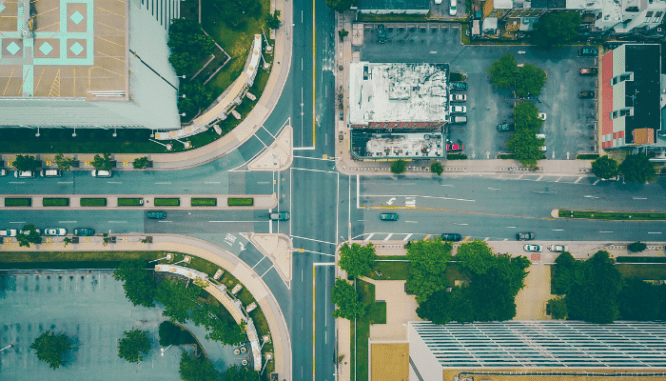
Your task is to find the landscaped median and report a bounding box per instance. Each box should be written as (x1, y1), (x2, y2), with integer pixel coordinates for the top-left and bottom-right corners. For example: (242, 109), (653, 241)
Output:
(5, 198), (31, 207)
(558, 209), (666, 221)
(43, 198), (69, 207)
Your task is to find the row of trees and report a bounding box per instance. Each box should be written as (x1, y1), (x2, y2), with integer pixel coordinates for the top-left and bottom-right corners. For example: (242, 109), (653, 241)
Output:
(506, 101), (546, 168)
(388, 160), (445, 176)
(488, 53), (547, 98)
(11, 153), (151, 172)
(592, 154), (657, 183)
(180, 352), (260, 381)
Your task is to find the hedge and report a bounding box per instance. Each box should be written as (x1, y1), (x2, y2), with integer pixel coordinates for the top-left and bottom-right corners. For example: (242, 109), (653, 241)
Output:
(228, 198), (253, 206)
(498, 154), (516, 159)
(80, 198), (107, 207)
(577, 154), (600, 160)
(447, 153), (467, 160)
(43, 198), (69, 207)
(616, 256), (666, 263)
(118, 198), (144, 207)
(449, 73), (466, 82)
(5, 198), (31, 207)
(154, 198), (180, 207)
(559, 210), (666, 221)
(191, 198), (217, 206)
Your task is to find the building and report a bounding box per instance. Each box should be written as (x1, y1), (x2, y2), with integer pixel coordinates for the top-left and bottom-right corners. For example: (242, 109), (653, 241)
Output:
(352, 0), (430, 15)
(0, 0), (181, 130)
(348, 62), (450, 160)
(601, 44), (663, 149)
(408, 320), (666, 381)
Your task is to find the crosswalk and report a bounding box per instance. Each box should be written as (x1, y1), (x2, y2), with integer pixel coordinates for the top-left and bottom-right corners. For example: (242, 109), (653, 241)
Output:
(352, 232), (489, 242)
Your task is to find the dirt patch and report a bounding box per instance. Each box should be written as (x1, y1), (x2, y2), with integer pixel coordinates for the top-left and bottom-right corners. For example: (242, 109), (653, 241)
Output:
(371, 343), (409, 381)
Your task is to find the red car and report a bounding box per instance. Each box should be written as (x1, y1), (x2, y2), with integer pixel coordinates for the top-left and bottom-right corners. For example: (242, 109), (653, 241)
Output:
(446, 144), (464, 152)
(580, 68), (598, 76)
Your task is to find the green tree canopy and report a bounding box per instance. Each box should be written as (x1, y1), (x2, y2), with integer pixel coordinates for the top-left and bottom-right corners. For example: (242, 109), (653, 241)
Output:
(512, 101), (543, 131)
(92, 153), (113, 171)
(619, 153), (657, 183)
(178, 80), (214, 118)
(455, 240), (495, 275)
(206, 316), (246, 346)
(488, 55), (546, 97)
(325, 0), (356, 12)
(118, 328), (151, 363)
(266, 10), (281, 29)
(113, 260), (156, 308)
(515, 64), (547, 98)
(618, 278), (664, 321)
(179, 352), (221, 381)
(169, 52), (200, 77)
(30, 331), (72, 369)
(54, 153), (75, 171)
(628, 241), (647, 253)
(406, 239), (452, 303)
(548, 297), (568, 319)
(12, 154), (39, 172)
(505, 129), (545, 169)
(488, 53), (519, 90)
(591, 155), (619, 179)
(430, 161), (444, 176)
(330, 278), (366, 320)
(221, 364), (262, 381)
(416, 286), (474, 324)
(133, 156), (150, 170)
(531, 11), (581, 48)
(390, 159), (407, 174)
(156, 278), (202, 324)
(16, 224), (42, 248)
(214, 0), (262, 25)
(339, 242), (376, 279)
(167, 18), (215, 75)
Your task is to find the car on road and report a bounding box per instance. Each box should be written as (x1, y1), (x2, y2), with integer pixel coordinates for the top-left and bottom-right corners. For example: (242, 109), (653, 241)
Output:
(44, 228), (67, 236)
(449, 0), (457, 15)
(379, 213), (399, 221)
(450, 105), (467, 114)
(450, 82), (468, 90)
(538, 113), (547, 121)
(579, 91), (595, 99)
(20, 228), (40, 235)
(14, 170), (35, 178)
(548, 245), (569, 252)
(517, 232), (535, 241)
(269, 212), (290, 221)
(497, 123), (515, 132)
(449, 93), (467, 102)
(73, 228), (95, 236)
(0, 229), (17, 237)
(146, 211), (167, 219)
(441, 233), (462, 241)
(446, 143), (464, 152)
(580, 68), (598, 76)
(377, 24), (387, 44)
(579, 47), (599, 56)
(451, 116), (467, 124)
(40, 169), (62, 177)
(91, 170), (113, 178)
(524, 244), (543, 252)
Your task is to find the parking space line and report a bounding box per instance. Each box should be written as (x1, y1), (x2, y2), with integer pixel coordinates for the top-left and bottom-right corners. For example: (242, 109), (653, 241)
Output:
(555, 177), (562, 182)
(574, 177), (584, 184)
(384, 233), (393, 241)
(403, 233), (413, 241)
(536, 176), (543, 181)
(593, 179), (600, 185)
(364, 233), (374, 241)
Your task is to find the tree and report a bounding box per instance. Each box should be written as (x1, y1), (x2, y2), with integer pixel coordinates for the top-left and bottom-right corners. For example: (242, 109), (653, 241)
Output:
(430, 161), (444, 176)
(514, 64), (547, 98)
(628, 241), (647, 253)
(133, 156), (150, 170)
(92, 153), (113, 171)
(325, 0), (356, 12)
(416, 286), (474, 324)
(339, 242), (376, 279)
(512, 101), (543, 132)
(456, 240), (495, 275)
(619, 278), (663, 321)
(338, 28), (349, 41)
(179, 352), (221, 381)
(505, 129), (545, 169)
(12, 154), (38, 172)
(214, 0), (262, 25)
(221, 364), (262, 381)
(266, 10), (281, 29)
(178, 80), (214, 117)
(531, 11), (581, 48)
(487, 53), (518, 90)
(206, 317), (246, 346)
(113, 260), (156, 308)
(16, 224), (42, 248)
(591, 155), (619, 179)
(30, 331), (72, 369)
(330, 278), (366, 320)
(619, 153), (656, 184)
(118, 328), (151, 363)
(548, 297), (568, 319)
(155, 278), (202, 323)
(54, 153), (75, 171)
(406, 239), (453, 303)
(168, 18), (215, 57)
(390, 159), (406, 174)
(169, 52), (200, 76)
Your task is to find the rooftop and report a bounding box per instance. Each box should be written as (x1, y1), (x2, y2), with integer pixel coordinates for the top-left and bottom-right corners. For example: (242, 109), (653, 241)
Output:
(624, 44), (662, 144)
(351, 130), (445, 159)
(349, 62), (450, 126)
(355, 0), (430, 10)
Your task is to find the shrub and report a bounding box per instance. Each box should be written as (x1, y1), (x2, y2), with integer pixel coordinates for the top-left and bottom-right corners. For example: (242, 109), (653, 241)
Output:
(191, 198), (217, 206)
(577, 154), (600, 160)
(447, 153), (467, 160)
(5, 198), (31, 207)
(498, 154), (516, 159)
(154, 198), (180, 207)
(118, 198), (144, 207)
(43, 198), (69, 207)
(390, 159), (407, 174)
(228, 198), (253, 206)
(616, 256), (666, 263)
(628, 241), (647, 253)
(80, 198), (107, 207)
(430, 161), (444, 175)
(450, 72), (466, 82)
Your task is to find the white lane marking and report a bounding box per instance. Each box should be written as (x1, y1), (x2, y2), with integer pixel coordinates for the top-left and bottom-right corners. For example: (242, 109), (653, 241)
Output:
(301, 317), (304, 330)
(574, 177), (584, 184)
(454, 223), (468, 226)
(9, 222), (26, 224)
(365, 194), (474, 202)
(364, 233), (374, 241)
(440, 185), (454, 187)
(536, 175), (544, 181)
(384, 233), (393, 241)
(257, 181), (270, 184)
(593, 179), (600, 185)
(59, 221), (77, 223)
(648, 232), (662, 235)
(252, 256), (267, 269)
(155, 182), (171, 185)
(552, 229), (564, 231)
(291, 235), (337, 245)
(633, 197), (648, 200)
(260, 264), (274, 278)
(9, 181), (25, 184)
(357, 219), (368, 222)
(209, 220), (264, 223)
(506, 226), (517, 229)
(403, 233), (413, 241)
(301, 269), (304, 282)
(262, 125), (275, 138)
(484, 237), (490, 241)
(108, 221), (127, 223)
(57, 181), (73, 184)
(357, 174), (361, 209)
(487, 187), (501, 191)
(205, 181), (221, 184)
(253, 133), (268, 148)
(599, 231), (613, 233)
(158, 221), (173, 223)
(405, 221), (418, 224)
(555, 177), (562, 182)
(293, 155), (335, 161)
(107, 181), (122, 184)
(584, 195), (600, 198)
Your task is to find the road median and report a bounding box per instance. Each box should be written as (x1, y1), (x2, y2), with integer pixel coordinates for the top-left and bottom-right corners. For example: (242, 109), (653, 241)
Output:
(557, 209), (666, 221)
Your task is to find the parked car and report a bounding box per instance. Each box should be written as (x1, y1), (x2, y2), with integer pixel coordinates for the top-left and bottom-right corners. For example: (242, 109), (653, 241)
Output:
(269, 212), (290, 221)
(536, 133), (545, 140)
(441, 233), (462, 241)
(0, 229), (17, 237)
(379, 213), (399, 221)
(517, 232), (535, 241)
(40, 169), (62, 177)
(548, 245), (569, 252)
(14, 171), (35, 178)
(539, 146), (547, 152)
(449, 0), (457, 15)
(451, 116), (467, 124)
(446, 143), (464, 152)
(0, 169), (6, 177)
(579, 47), (599, 56)
(146, 211), (166, 219)
(449, 93), (467, 102)
(474, 5), (482, 18)
(377, 24), (387, 44)
(579, 91), (595, 99)
(450, 82), (468, 90)
(91, 170), (112, 178)
(604, 42), (624, 50)
(73, 228), (95, 236)
(580, 68), (598, 75)
(524, 244), (543, 252)
(450, 105), (467, 114)
(497, 123), (515, 132)
(20, 228), (40, 235)
(538, 113), (547, 121)
(44, 228), (67, 236)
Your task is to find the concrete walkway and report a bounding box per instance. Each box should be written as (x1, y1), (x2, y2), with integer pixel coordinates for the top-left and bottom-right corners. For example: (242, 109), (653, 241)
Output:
(0, 234), (292, 381)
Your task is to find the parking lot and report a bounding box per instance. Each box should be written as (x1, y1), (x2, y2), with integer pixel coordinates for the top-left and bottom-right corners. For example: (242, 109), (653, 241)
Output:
(354, 24), (599, 160)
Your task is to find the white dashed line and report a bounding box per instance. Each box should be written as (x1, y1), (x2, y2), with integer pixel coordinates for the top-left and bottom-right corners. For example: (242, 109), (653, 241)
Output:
(648, 232), (662, 235)
(599, 231), (613, 234)
(633, 197), (648, 200)
(584, 195), (600, 198)
(454, 223), (468, 226)
(552, 229), (564, 231)
(506, 226), (517, 229)
(405, 221), (419, 224)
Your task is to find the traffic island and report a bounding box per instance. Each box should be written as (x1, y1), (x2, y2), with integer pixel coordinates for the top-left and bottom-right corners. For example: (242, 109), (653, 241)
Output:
(557, 209), (666, 221)
(249, 233), (293, 283)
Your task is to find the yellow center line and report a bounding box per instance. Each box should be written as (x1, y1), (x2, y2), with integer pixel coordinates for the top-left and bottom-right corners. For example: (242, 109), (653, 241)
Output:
(312, 265), (316, 381)
(312, 0), (316, 148)
(369, 205), (557, 220)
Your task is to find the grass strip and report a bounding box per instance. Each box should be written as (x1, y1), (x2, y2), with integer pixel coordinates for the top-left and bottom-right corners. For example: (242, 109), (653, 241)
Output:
(118, 198), (144, 207)
(80, 198), (107, 207)
(5, 198), (31, 207)
(43, 198), (69, 207)
(228, 197), (253, 206)
(616, 257), (666, 263)
(0, 251), (164, 269)
(559, 210), (666, 221)
(191, 198), (217, 206)
(154, 198), (180, 207)
(356, 280), (387, 381)
(616, 264), (666, 280)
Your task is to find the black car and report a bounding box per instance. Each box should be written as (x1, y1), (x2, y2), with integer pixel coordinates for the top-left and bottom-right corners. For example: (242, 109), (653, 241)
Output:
(517, 232), (535, 241)
(377, 24), (387, 44)
(579, 47), (599, 56)
(147, 211), (167, 219)
(579, 91), (595, 99)
(73, 228), (95, 236)
(441, 233), (462, 242)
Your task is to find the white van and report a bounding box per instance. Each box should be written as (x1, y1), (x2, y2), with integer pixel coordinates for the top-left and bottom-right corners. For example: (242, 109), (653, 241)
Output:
(40, 169), (62, 177)
(449, 0), (457, 15)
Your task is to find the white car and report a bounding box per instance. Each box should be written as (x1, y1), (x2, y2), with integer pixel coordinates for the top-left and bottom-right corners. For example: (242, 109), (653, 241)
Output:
(14, 170), (35, 178)
(538, 113), (547, 120)
(0, 229), (17, 237)
(0, 169), (6, 177)
(539, 146), (547, 152)
(449, 0), (457, 15)
(548, 245), (569, 252)
(536, 133), (546, 139)
(450, 105), (467, 114)
(44, 228), (67, 236)
(19, 228), (40, 235)
(524, 244), (543, 252)
(435, 0), (442, 4)
(91, 170), (112, 178)
(449, 93), (467, 102)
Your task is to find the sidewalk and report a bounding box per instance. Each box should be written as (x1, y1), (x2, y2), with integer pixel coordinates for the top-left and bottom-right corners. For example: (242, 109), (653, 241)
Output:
(0, 233), (292, 380)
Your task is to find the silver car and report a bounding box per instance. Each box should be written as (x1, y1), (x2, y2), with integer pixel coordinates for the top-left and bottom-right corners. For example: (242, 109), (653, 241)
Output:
(0, 229), (17, 237)
(524, 244), (543, 252)
(44, 228), (67, 236)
